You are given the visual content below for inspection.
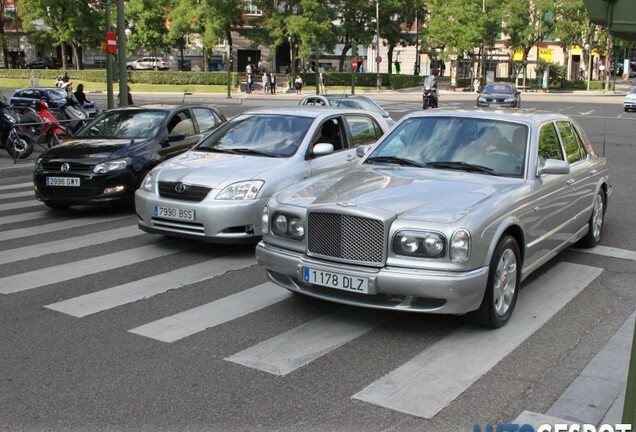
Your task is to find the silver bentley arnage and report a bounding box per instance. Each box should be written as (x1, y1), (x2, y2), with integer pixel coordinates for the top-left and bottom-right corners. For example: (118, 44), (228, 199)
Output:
(255, 110), (611, 328)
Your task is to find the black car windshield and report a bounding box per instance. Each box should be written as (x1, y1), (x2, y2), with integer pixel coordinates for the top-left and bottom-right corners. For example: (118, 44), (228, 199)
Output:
(75, 110), (168, 139)
(368, 116), (529, 177)
(482, 83), (514, 94)
(195, 114), (313, 157)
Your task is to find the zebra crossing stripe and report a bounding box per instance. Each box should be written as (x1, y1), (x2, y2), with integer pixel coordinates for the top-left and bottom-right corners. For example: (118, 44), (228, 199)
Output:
(0, 215), (131, 241)
(0, 225), (142, 265)
(0, 241), (186, 294)
(0, 210), (56, 226)
(0, 190), (33, 200)
(0, 182), (32, 191)
(352, 262), (603, 419)
(0, 200), (43, 212)
(226, 308), (386, 376)
(46, 254), (257, 317)
(575, 245), (636, 262)
(128, 283), (292, 343)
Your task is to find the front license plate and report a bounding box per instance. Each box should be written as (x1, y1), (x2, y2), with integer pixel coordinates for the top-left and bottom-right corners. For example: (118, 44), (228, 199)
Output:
(154, 205), (195, 221)
(488, 103), (501, 108)
(46, 176), (80, 187)
(302, 267), (369, 294)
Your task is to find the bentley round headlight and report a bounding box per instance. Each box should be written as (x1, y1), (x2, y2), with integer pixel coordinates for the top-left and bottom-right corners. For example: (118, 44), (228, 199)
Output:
(393, 230), (446, 259)
(271, 212), (304, 241)
(289, 218), (304, 238)
(274, 214), (288, 233)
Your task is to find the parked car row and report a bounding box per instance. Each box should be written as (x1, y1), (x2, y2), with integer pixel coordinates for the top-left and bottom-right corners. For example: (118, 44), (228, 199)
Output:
(30, 98), (611, 329)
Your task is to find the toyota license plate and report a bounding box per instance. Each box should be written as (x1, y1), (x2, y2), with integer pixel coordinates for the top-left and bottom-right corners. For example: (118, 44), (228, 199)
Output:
(154, 205), (195, 221)
(302, 267), (369, 294)
(46, 176), (80, 187)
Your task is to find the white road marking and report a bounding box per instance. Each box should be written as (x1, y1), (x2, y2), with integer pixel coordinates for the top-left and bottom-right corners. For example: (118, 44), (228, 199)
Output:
(0, 190), (33, 200)
(0, 241), (185, 294)
(226, 308), (385, 376)
(128, 283), (292, 343)
(0, 182), (32, 191)
(574, 245), (636, 262)
(579, 110), (595, 116)
(0, 200), (43, 212)
(46, 254), (257, 317)
(0, 225), (142, 265)
(0, 215), (130, 241)
(352, 262), (603, 419)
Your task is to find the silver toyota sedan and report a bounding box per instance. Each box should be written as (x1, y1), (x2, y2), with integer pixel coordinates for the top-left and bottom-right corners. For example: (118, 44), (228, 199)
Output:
(255, 110), (611, 328)
(135, 107), (391, 243)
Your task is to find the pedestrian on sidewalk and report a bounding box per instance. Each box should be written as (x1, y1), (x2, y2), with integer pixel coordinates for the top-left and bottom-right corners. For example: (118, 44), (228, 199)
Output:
(294, 75), (303, 95)
(319, 72), (326, 94)
(246, 73), (253, 94)
(263, 73), (270, 94)
(270, 73), (276, 95)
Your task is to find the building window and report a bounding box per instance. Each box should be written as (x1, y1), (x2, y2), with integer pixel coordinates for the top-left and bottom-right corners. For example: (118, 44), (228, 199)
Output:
(245, 0), (262, 16)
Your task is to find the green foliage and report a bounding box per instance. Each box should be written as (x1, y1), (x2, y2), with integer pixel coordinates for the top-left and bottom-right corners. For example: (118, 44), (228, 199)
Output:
(126, 0), (171, 55)
(535, 62), (566, 86)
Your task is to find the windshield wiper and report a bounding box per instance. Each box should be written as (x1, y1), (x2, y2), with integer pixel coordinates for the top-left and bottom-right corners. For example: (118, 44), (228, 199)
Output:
(425, 161), (499, 176)
(365, 156), (425, 167)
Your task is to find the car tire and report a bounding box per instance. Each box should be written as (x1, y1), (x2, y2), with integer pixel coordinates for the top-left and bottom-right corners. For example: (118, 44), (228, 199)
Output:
(577, 190), (605, 248)
(127, 66), (133, 70)
(153, 66), (159, 71)
(467, 234), (520, 328)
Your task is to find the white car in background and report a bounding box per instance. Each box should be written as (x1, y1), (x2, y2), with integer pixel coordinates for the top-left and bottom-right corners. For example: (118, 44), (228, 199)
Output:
(623, 86), (636, 111)
(126, 57), (170, 71)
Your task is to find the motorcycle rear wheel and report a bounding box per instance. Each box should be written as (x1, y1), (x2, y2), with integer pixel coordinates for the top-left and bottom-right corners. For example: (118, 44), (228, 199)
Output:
(6, 132), (33, 159)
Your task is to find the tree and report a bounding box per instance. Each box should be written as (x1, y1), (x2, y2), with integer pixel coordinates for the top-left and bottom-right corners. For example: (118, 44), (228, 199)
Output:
(126, 0), (172, 57)
(166, 0), (204, 70)
(18, 0), (103, 69)
(553, 0), (590, 80)
(331, 0), (375, 72)
(202, 0), (244, 71)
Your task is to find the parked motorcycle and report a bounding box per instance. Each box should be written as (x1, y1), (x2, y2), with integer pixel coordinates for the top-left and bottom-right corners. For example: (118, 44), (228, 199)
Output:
(18, 100), (69, 149)
(0, 93), (34, 159)
(62, 94), (90, 134)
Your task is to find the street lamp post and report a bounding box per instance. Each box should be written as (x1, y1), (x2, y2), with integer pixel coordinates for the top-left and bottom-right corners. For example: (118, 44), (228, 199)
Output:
(585, 43), (592, 92)
(376, 0), (380, 89)
(117, 0), (128, 107)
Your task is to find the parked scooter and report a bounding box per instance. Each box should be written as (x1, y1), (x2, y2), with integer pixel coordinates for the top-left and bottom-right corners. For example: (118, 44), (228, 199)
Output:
(62, 94), (90, 134)
(0, 93), (34, 159)
(18, 100), (69, 149)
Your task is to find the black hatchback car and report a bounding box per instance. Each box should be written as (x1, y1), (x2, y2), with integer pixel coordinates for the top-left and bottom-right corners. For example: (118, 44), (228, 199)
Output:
(11, 87), (69, 111)
(34, 104), (226, 209)
(475, 82), (521, 108)
(24, 57), (61, 69)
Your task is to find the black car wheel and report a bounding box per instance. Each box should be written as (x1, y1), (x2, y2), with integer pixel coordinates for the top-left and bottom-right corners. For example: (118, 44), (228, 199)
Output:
(468, 234), (520, 328)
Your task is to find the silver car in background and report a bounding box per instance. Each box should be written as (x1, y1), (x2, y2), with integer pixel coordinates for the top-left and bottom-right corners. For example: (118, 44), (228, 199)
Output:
(256, 110), (611, 328)
(135, 107), (391, 243)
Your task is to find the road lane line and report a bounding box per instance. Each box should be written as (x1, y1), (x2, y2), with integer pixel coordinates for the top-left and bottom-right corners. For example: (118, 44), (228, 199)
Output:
(0, 225), (142, 265)
(0, 241), (186, 294)
(0, 182), (32, 191)
(0, 190), (33, 200)
(352, 262), (603, 419)
(0, 215), (130, 241)
(574, 245), (636, 262)
(46, 254), (257, 317)
(128, 283), (292, 343)
(0, 200), (43, 212)
(0, 210), (54, 226)
(226, 308), (386, 376)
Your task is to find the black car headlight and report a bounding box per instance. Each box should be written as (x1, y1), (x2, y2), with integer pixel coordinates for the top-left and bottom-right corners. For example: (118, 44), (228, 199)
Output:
(34, 158), (43, 173)
(393, 230), (446, 258)
(271, 212), (304, 240)
(93, 159), (129, 174)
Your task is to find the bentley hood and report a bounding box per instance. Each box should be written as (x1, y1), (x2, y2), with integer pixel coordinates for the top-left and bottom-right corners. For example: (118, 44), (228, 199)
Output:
(275, 165), (519, 223)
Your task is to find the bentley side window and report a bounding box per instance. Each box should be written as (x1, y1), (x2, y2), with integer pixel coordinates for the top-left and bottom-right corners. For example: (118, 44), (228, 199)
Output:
(538, 123), (564, 166)
(556, 121), (585, 164)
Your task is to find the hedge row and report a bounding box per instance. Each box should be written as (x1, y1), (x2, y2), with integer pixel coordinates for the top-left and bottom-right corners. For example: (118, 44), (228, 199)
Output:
(0, 69), (239, 86)
(299, 72), (421, 89)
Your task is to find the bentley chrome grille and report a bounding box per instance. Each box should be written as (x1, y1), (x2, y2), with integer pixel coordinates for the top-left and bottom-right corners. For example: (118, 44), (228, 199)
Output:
(158, 181), (211, 202)
(307, 212), (385, 265)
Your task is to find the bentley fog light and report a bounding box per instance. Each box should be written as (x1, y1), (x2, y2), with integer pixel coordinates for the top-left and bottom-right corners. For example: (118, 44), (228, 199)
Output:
(216, 180), (264, 200)
(271, 212), (304, 240)
(450, 229), (470, 263)
(261, 206), (270, 235)
(393, 230), (446, 258)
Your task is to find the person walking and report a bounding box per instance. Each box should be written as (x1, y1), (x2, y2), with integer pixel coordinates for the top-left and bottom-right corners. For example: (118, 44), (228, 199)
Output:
(263, 73), (270, 94)
(270, 73), (276, 95)
(294, 75), (303, 95)
(246, 73), (253, 94)
(319, 72), (326, 94)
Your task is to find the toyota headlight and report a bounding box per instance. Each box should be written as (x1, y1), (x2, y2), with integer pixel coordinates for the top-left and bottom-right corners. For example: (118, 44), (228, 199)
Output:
(216, 180), (264, 200)
(449, 229), (470, 263)
(93, 159), (129, 174)
(477, 96), (486, 102)
(140, 171), (153, 192)
(393, 230), (446, 258)
(271, 212), (304, 240)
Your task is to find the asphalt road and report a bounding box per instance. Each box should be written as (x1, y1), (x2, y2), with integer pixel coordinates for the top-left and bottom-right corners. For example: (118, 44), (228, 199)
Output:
(0, 94), (634, 431)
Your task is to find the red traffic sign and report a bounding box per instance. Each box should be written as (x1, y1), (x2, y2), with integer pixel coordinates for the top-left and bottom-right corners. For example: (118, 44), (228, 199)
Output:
(375, 55), (382, 64)
(104, 31), (118, 54)
(351, 56), (358, 71)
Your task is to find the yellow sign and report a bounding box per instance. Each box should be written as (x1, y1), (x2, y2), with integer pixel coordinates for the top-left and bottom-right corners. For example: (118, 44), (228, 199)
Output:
(571, 46), (582, 56)
(538, 48), (553, 63)
(513, 50), (524, 61)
